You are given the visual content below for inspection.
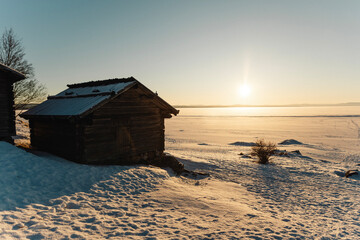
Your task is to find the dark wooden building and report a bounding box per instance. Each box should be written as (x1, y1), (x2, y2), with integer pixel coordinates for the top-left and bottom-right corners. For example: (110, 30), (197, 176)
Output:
(0, 63), (25, 143)
(21, 77), (179, 164)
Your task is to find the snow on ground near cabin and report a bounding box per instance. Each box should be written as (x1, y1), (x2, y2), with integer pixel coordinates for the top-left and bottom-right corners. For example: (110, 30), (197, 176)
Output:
(1, 110), (360, 239)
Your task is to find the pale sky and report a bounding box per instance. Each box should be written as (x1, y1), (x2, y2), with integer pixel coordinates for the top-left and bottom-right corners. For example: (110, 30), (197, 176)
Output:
(1, 0), (360, 105)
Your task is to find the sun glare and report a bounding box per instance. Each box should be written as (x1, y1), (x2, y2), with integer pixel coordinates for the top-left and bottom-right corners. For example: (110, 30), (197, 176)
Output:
(238, 84), (251, 98)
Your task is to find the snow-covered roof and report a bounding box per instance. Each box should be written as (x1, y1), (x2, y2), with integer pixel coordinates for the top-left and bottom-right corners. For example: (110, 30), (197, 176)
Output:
(58, 79), (135, 98)
(0, 63), (26, 82)
(22, 95), (111, 117)
(21, 77), (179, 119)
(22, 78), (136, 118)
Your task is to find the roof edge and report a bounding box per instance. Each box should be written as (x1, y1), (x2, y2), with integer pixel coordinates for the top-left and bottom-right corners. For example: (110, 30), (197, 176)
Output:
(0, 63), (26, 82)
(136, 82), (179, 116)
(48, 91), (114, 100)
(67, 77), (136, 88)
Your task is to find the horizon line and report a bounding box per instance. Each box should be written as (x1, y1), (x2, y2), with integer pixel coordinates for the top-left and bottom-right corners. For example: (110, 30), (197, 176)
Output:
(174, 102), (360, 108)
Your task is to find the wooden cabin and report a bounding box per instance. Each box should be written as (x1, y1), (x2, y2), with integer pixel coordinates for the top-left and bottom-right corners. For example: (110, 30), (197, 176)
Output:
(21, 77), (179, 164)
(0, 63), (25, 143)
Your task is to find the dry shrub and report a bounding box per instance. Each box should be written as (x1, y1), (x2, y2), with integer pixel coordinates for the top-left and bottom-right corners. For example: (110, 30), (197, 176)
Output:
(251, 139), (277, 164)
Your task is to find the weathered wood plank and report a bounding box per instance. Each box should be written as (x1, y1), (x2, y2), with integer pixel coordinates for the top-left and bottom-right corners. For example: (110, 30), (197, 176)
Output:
(0, 73), (17, 140)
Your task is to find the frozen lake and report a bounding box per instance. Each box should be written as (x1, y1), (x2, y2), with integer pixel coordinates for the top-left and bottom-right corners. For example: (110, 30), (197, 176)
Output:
(176, 106), (360, 117)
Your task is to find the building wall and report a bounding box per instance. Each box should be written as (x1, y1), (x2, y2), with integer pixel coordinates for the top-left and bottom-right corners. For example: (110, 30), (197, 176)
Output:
(28, 87), (168, 164)
(82, 88), (165, 164)
(29, 119), (81, 161)
(0, 73), (16, 142)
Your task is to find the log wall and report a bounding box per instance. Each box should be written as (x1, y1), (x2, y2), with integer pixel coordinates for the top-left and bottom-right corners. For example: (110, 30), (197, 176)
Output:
(0, 72), (16, 142)
(29, 119), (81, 161)
(82, 88), (165, 164)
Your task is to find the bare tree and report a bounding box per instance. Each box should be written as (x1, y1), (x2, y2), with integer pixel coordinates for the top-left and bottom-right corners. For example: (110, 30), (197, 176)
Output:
(0, 28), (47, 111)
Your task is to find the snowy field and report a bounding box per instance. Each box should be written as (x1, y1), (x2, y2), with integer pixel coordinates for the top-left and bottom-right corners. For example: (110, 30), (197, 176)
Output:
(1, 107), (360, 239)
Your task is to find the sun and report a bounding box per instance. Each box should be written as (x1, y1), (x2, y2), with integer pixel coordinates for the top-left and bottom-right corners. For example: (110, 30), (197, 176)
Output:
(238, 84), (251, 98)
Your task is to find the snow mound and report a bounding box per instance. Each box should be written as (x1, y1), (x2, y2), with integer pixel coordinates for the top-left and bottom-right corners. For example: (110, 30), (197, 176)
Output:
(278, 139), (304, 145)
(228, 141), (255, 146)
(0, 141), (169, 211)
(198, 143), (209, 146)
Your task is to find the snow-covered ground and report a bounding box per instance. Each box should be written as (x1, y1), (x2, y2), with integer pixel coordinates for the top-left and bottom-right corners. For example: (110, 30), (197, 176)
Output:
(1, 109), (360, 239)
